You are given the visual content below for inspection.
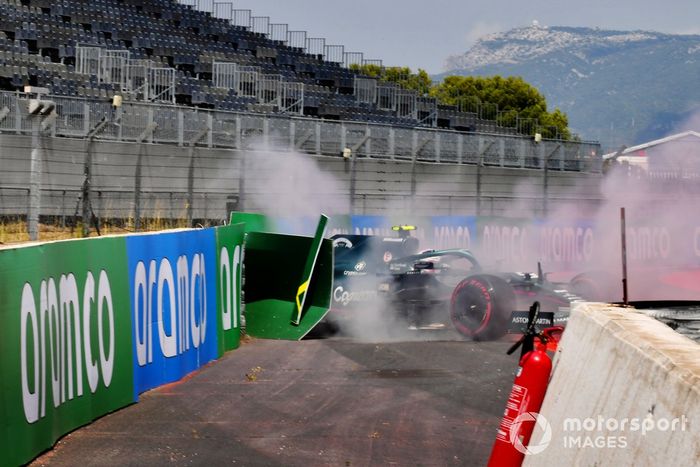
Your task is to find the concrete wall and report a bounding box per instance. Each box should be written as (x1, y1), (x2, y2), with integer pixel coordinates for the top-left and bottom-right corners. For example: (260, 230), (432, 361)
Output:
(0, 134), (603, 220)
(524, 303), (699, 466)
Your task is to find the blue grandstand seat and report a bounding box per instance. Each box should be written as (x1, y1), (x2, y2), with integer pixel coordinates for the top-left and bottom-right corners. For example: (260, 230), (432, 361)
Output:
(0, 0), (513, 133)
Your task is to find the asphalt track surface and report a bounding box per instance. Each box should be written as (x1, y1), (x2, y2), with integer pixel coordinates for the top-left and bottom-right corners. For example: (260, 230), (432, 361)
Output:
(31, 334), (519, 467)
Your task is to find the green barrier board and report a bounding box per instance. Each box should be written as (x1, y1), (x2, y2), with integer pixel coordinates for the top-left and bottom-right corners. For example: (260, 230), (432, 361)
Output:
(292, 215), (328, 325)
(0, 238), (134, 466)
(230, 211), (273, 233)
(215, 223), (245, 355)
(244, 232), (333, 340)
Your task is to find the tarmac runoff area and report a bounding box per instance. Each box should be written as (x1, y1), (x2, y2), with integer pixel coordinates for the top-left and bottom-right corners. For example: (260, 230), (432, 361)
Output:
(30, 336), (518, 467)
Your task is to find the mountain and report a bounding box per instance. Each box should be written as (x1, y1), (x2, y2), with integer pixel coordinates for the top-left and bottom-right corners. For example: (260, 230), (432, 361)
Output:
(442, 25), (700, 148)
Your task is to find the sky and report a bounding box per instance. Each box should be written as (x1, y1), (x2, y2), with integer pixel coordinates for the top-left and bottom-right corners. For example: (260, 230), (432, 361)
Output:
(222, 0), (700, 73)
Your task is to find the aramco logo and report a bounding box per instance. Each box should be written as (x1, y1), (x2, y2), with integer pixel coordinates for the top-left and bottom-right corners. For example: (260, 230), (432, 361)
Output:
(510, 412), (552, 455)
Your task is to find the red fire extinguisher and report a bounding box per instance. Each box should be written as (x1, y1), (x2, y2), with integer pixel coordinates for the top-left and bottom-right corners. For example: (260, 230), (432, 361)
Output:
(487, 302), (563, 467)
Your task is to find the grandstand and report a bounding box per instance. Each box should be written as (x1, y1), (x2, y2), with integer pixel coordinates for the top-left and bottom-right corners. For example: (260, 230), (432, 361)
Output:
(0, 0), (603, 241)
(0, 0), (565, 132)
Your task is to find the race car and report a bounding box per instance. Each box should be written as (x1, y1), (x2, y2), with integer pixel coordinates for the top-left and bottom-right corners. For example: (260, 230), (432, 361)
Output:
(330, 226), (419, 310)
(378, 248), (586, 340)
(329, 226), (700, 341)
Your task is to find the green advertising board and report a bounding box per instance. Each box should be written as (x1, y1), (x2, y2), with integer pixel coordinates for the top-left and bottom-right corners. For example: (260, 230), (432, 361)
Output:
(215, 223), (245, 355)
(0, 237), (134, 466)
(230, 211), (273, 233)
(292, 215), (328, 325)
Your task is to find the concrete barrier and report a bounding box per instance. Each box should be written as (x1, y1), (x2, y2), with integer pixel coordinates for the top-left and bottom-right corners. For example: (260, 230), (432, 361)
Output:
(524, 302), (699, 466)
(0, 134), (603, 219)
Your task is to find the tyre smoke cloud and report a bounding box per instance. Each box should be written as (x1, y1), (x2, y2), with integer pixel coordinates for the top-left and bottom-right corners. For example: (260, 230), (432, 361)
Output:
(240, 131), (700, 342)
(542, 121), (700, 302)
(579, 160), (700, 302)
(239, 142), (463, 341)
(240, 142), (349, 233)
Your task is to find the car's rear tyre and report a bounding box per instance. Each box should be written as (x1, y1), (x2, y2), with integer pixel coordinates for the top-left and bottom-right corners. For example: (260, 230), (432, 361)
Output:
(449, 275), (515, 341)
(570, 271), (616, 302)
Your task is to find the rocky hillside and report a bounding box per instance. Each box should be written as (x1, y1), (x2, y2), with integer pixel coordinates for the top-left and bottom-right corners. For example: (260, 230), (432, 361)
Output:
(442, 25), (700, 147)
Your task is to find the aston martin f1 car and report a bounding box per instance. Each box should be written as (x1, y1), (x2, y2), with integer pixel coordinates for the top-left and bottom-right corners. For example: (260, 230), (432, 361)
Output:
(330, 226), (420, 310)
(331, 227), (591, 341)
(378, 248), (587, 340)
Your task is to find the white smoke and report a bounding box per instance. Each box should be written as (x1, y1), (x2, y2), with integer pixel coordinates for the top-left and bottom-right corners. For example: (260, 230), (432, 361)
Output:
(544, 111), (700, 302)
(240, 141), (349, 234)
(241, 122), (700, 343)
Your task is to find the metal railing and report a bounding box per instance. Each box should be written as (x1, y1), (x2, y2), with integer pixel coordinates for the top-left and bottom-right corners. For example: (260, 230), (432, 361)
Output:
(0, 89), (607, 240)
(185, 1), (383, 69)
(0, 90), (602, 171)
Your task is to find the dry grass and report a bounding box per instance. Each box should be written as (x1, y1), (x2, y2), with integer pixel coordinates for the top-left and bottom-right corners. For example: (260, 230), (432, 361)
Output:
(0, 217), (197, 246)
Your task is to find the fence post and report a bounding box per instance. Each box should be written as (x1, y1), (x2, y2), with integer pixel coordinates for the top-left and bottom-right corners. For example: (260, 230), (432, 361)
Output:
(178, 110), (184, 146)
(349, 141), (357, 213)
(82, 139), (93, 237)
(50, 109), (57, 137)
(83, 103), (90, 136)
(476, 136), (485, 216)
(340, 122), (347, 155)
(365, 125), (371, 156)
(134, 144), (144, 231)
(289, 119), (296, 151)
(262, 116), (269, 147)
(187, 145), (196, 227)
(95, 191), (101, 229)
(169, 192), (174, 224)
(388, 128), (395, 159)
(14, 95), (21, 134)
(187, 122), (210, 226)
(207, 113), (213, 148)
(539, 140), (547, 169)
(238, 147), (246, 212)
(59, 190), (65, 227)
(117, 103), (123, 141)
(315, 121), (321, 155)
(28, 118), (42, 240)
(543, 150), (549, 218)
(457, 133), (464, 164)
(435, 131), (441, 163)
(235, 115), (242, 150)
(559, 145), (565, 170)
(543, 143), (562, 217)
(410, 130), (418, 210)
(411, 129), (418, 160)
(203, 193), (208, 224)
(499, 138), (505, 167)
(147, 108), (155, 144)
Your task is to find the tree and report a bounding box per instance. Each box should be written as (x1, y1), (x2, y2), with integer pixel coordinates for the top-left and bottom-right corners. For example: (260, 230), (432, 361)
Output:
(350, 64), (432, 95)
(349, 66), (572, 139)
(539, 108), (571, 140)
(431, 75), (570, 139)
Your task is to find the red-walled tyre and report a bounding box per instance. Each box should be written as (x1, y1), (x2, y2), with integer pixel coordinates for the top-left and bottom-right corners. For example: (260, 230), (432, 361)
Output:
(450, 275), (515, 341)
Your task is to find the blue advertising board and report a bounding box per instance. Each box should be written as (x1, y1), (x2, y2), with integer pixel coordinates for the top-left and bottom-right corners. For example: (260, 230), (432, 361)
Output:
(350, 215), (392, 236)
(430, 215), (478, 250)
(126, 229), (219, 397)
